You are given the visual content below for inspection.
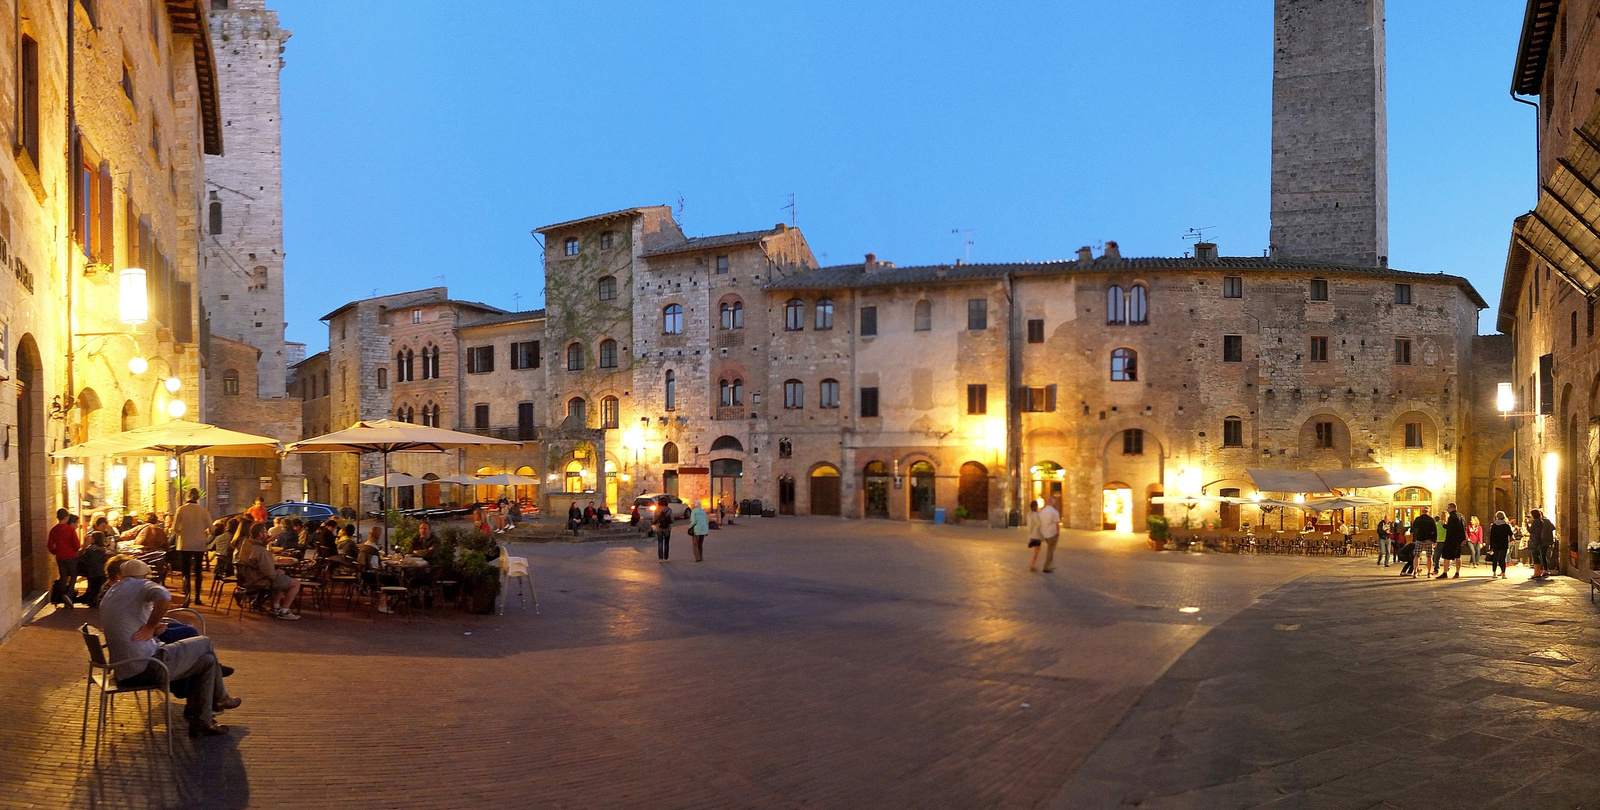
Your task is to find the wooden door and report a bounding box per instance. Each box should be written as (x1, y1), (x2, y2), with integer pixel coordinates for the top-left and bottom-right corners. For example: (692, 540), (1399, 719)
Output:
(957, 462), (989, 520)
(809, 473), (840, 516)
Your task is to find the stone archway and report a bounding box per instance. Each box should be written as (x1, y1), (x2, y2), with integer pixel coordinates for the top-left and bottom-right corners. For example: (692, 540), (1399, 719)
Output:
(16, 334), (46, 603)
(958, 461), (989, 521)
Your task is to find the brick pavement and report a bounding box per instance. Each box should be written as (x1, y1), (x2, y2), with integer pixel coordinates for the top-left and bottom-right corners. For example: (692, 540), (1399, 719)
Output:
(0, 520), (1319, 809)
(1050, 558), (1600, 810)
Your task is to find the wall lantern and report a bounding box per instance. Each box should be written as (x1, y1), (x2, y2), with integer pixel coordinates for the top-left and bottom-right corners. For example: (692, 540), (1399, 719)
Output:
(1495, 382), (1515, 414)
(164, 376), (181, 394)
(128, 356), (148, 374)
(167, 399), (187, 418)
(119, 267), (149, 325)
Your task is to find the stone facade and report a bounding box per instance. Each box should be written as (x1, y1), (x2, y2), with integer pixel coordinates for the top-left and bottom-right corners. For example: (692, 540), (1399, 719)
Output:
(204, 335), (298, 511)
(287, 349), (331, 503)
(0, 0), (221, 639)
(1270, 0), (1388, 267)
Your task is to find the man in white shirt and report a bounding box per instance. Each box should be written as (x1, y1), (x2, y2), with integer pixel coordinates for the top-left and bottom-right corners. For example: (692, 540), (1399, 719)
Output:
(172, 489), (212, 606)
(1038, 498), (1062, 573)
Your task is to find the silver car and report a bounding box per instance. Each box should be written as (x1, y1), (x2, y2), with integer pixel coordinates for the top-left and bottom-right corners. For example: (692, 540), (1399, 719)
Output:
(634, 494), (691, 521)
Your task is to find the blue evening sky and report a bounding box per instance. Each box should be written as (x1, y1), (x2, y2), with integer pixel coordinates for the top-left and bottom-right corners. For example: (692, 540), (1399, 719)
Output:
(276, 1), (1533, 352)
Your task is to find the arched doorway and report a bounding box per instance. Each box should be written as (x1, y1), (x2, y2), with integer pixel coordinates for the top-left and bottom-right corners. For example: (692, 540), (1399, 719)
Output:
(810, 465), (840, 516)
(908, 461), (936, 520)
(603, 460), (618, 510)
(711, 458), (742, 513)
(777, 475), (795, 515)
(514, 466), (536, 506)
(564, 461), (585, 494)
(1218, 487), (1241, 529)
(1030, 461), (1063, 510)
(1393, 486), (1432, 527)
(958, 462), (989, 520)
(1102, 482), (1133, 532)
(16, 335), (46, 602)
(863, 461), (890, 518)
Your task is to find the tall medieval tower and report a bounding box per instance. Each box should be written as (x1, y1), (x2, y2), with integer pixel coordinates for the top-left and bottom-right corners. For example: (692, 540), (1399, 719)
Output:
(1269, 0), (1388, 267)
(204, 0), (291, 396)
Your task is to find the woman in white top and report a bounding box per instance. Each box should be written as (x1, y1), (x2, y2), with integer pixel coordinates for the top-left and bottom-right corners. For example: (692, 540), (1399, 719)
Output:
(1026, 500), (1045, 572)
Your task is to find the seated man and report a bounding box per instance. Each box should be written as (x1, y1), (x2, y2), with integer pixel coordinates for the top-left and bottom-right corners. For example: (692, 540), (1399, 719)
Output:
(236, 527), (302, 620)
(335, 522), (359, 559)
(98, 558), (242, 737)
(411, 521), (439, 558)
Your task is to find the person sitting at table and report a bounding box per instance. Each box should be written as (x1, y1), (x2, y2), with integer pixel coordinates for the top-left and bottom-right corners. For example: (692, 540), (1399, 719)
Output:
(412, 522), (439, 558)
(211, 518), (239, 579)
(336, 524), (360, 559)
(78, 518), (113, 607)
(265, 517), (288, 545)
(311, 521), (339, 559)
(137, 513), (170, 553)
(235, 523), (301, 621)
(356, 527), (397, 614)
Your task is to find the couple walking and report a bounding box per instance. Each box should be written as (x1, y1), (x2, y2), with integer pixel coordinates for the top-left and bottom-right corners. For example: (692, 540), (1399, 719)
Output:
(1026, 498), (1061, 572)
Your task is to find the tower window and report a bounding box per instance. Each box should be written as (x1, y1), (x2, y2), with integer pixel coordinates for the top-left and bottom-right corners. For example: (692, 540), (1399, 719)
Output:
(1110, 348), (1138, 381)
(1309, 278), (1329, 301)
(598, 275), (617, 301)
(1309, 336), (1329, 363)
(1223, 417), (1243, 447)
(1223, 335), (1242, 363)
(663, 304), (683, 334)
(1122, 428), (1144, 455)
(564, 237), (579, 256)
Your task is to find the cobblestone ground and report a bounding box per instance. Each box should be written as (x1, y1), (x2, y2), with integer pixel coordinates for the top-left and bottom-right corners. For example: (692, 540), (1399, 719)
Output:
(0, 521), (1592, 809)
(1052, 556), (1600, 810)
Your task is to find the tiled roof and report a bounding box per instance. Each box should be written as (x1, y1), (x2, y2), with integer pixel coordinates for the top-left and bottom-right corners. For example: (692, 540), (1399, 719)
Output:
(768, 256), (1489, 308)
(289, 350), (328, 369)
(459, 309), (546, 329)
(534, 206), (670, 234)
(1512, 0), (1560, 95)
(642, 228), (781, 258)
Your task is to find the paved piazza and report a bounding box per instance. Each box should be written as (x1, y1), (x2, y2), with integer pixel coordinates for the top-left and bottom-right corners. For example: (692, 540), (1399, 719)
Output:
(1, 520), (1597, 809)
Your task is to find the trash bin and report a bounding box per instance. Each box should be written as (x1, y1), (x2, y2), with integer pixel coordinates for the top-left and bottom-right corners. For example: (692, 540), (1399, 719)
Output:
(933, 507), (946, 524)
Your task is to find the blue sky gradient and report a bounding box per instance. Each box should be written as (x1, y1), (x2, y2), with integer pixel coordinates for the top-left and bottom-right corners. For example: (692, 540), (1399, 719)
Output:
(276, 1), (1533, 350)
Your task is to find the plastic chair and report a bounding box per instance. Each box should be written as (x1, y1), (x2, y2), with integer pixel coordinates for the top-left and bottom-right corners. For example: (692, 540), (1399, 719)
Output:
(79, 624), (172, 762)
(497, 544), (536, 614)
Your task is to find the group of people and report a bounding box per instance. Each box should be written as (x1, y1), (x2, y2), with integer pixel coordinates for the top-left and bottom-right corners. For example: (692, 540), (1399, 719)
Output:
(636, 496), (712, 562)
(565, 500), (612, 535)
(1373, 503), (1559, 581)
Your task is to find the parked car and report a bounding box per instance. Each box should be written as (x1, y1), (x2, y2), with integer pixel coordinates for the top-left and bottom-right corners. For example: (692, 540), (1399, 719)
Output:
(633, 494), (690, 521)
(265, 501), (340, 523)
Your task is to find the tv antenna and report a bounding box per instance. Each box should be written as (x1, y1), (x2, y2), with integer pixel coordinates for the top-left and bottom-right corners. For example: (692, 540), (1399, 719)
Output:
(781, 193), (796, 227)
(1183, 226), (1216, 245)
(951, 228), (975, 263)
(675, 194), (685, 224)
(513, 292), (522, 310)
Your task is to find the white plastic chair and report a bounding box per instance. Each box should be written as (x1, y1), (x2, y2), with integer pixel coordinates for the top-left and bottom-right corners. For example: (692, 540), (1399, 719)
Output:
(497, 544), (536, 614)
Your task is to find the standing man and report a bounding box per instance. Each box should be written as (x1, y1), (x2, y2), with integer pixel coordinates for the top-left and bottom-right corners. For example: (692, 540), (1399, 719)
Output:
(1376, 516), (1393, 567)
(653, 496), (674, 562)
(1528, 508), (1557, 580)
(1437, 502), (1466, 579)
(46, 509), (81, 607)
(1037, 497), (1062, 573)
(173, 489), (213, 607)
(247, 497), (268, 525)
(688, 500), (710, 562)
(1409, 507), (1437, 579)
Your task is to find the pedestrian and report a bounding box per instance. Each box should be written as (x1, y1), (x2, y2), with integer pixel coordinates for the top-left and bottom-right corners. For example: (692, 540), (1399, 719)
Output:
(1487, 511), (1513, 579)
(1409, 507), (1437, 579)
(1437, 502), (1465, 579)
(1037, 497), (1062, 573)
(1511, 519), (1527, 566)
(1026, 500), (1045, 571)
(688, 500), (709, 562)
(1528, 508), (1557, 579)
(1376, 516), (1393, 567)
(173, 488), (212, 607)
(47, 509), (81, 608)
(246, 497), (268, 524)
(654, 496), (674, 561)
(1466, 515), (1484, 567)
(78, 519), (111, 607)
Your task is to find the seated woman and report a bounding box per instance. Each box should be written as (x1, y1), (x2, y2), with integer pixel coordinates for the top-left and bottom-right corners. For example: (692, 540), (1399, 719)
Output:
(356, 526), (399, 614)
(235, 523), (302, 620)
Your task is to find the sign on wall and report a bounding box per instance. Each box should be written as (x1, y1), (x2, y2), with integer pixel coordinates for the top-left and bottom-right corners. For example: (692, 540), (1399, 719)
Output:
(215, 478), (231, 510)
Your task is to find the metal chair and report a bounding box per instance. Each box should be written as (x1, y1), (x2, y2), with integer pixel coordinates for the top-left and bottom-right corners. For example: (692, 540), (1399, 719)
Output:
(79, 624), (172, 762)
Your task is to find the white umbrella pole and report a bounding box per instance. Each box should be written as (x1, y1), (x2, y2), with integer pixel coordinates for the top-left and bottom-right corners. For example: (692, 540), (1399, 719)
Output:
(382, 450), (390, 553)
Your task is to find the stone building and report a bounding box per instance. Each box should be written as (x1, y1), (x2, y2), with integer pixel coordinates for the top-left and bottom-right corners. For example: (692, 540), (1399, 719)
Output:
(199, 0), (300, 503)
(1497, 0), (1600, 578)
(287, 348), (330, 502)
(0, 0), (221, 638)
(455, 309), (548, 507)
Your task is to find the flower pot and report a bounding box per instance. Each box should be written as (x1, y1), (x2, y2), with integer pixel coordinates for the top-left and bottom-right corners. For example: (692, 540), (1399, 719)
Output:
(462, 579), (500, 614)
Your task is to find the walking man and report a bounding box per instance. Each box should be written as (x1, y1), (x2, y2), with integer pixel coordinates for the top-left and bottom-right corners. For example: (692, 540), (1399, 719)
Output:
(688, 500), (709, 562)
(654, 496), (674, 562)
(1037, 497), (1062, 573)
(1528, 508), (1557, 579)
(47, 509), (81, 607)
(1437, 502), (1466, 579)
(173, 489), (212, 606)
(1409, 507), (1437, 579)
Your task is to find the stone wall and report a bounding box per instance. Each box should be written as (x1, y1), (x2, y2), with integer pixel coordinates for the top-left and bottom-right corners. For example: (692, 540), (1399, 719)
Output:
(205, 336), (300, 511)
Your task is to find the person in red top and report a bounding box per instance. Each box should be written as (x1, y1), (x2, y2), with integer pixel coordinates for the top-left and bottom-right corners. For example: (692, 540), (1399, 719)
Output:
(246, 497), (268, 524)
(46, 508), (81, 607)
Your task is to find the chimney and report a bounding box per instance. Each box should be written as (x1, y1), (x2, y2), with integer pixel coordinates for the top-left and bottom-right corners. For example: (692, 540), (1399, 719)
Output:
(773, 222), (787, 233)
(1194, 242), (1218, 261)
(1102, 241), (1121, 260)
(1076, 246), (1093, 262)
(864, 253), (878, 272)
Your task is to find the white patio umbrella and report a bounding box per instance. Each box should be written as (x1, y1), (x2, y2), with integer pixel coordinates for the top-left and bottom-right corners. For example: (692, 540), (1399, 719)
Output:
(51, 420), (283, 512)
(360, 472), (430, 487)
(287, 419), (520, 548)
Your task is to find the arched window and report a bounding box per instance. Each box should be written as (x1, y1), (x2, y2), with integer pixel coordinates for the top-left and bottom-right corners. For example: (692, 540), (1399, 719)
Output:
(597, 275), (617, 301)
(405, 348), (414, 381)
(663, 304), (683, 334)
(720, 379), (732, 407)
(720, 300), (743, 329)
(914, 300), (932, 332)
(732, 378), (743, 406)
(779, 439), (793, 458)
(785, 299), (804, 331)
(710, 435), (744, 453)
(1106, 285), (1126, 324)
(567, 397), (587, 422)
(208, 201), (222, 235)
(395, 350), (406, 382)
(784, 379), (804, 409)
(601, 396), (620, 429)
(598, 339), (618, 368)
(662, 442), (679, 464)
(819, 378), (839, 408)
(665, 370), (676, 410)
(566, 342), (584, 371)
(426, 346), (440, 379)
(222, 369), (239, 395)
(1110, 348), (1138, 381)
(1128, 284), (1148, 324)
(565, 460), (585, 492)
(815, 298), (834, 330)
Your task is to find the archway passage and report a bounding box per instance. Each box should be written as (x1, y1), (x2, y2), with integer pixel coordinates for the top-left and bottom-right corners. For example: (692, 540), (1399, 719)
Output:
(909, 461), (936, 521)
(810, 465), (841, 516)
(778, 475), (796, 515)
(711, 458), (742, 514)
(958, 462), (989, 520)
(1103, 483), (1133, 532)
(863, 461), (890, 519)
(1030, 460), (1064, 510)
(17, 334), (45, 602)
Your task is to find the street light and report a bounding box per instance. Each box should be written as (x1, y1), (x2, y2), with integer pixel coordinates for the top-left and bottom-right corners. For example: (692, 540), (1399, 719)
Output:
(164, 376), (181, 394)
(119, 267), (148, 325)
(167, 399), (187, 418)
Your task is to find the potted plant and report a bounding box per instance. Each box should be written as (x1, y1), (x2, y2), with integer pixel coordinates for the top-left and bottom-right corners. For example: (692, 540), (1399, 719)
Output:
(457, 550), (500, 614)
(950, 506), (968, 524)
(1147, 514), (1170, 551)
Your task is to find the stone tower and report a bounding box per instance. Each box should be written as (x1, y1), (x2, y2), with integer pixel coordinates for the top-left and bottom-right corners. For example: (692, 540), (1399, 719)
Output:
(1269, 0), (1388, 267)
(203, 0), (292, 395)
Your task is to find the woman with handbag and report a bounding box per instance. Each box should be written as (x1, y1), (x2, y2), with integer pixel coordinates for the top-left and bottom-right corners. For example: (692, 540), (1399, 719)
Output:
(1026, 500), (1045, 572)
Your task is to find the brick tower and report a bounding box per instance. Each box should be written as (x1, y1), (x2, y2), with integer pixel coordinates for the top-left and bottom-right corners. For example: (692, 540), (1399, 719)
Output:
(1269, 0), (1388, 267)
(203, 0), (292, 395)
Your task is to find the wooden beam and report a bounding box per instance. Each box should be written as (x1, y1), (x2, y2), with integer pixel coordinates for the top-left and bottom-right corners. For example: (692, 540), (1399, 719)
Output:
(1524, 211), (1600, 294)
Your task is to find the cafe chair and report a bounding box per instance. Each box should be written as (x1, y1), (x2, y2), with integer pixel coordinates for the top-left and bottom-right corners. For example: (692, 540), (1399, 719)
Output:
(79, 624), (173, 762)
(498, 544), (536, 615)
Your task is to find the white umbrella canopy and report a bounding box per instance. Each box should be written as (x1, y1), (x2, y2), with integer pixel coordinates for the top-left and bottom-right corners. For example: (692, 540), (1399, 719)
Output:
(361, 472), (430, 487)
(1304, 496), (1385, 510)
(50, 420), (283, 459)
(437, 473), (484, 485)
(474, 473), (540, 486)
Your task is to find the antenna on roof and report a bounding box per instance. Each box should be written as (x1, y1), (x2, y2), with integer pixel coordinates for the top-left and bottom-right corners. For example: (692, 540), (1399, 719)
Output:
(513, 292), (521, 310)
(1183, 226), (1216, 245)
(675, 194), (685, 225)
(781, 193), (796, 227)
(951, 228), (975, 263)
